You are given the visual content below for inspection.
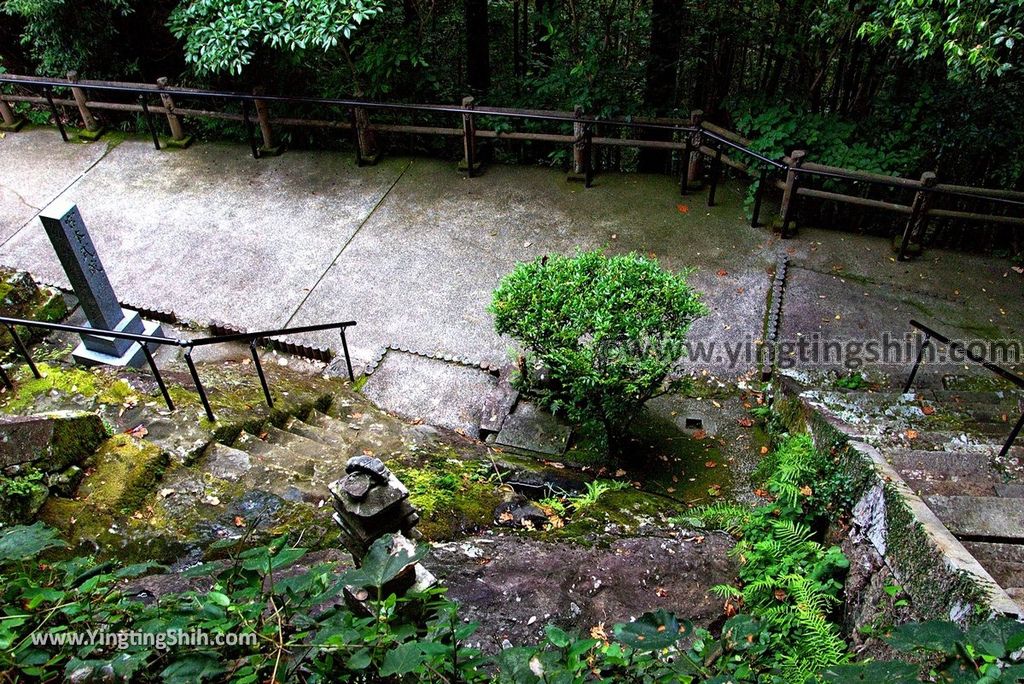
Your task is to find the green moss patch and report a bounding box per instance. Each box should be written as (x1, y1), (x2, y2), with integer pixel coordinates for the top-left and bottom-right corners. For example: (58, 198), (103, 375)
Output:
(76, 434), (168, 514)
(389, 447), (503, 540)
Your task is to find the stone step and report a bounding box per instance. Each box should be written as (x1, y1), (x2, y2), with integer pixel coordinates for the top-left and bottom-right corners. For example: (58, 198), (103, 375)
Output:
(267, 423), (335, 460)
(930, 389), (1024, 407)
(285, 415), (347, 447)
(304, 409), (360, 444)
(997, 485), (1024, 498)
(885, 450), (1001, 497)
(924, 496), (1024, 541)
(233, 431), (315, 478)
(960, 541), (1024, 588)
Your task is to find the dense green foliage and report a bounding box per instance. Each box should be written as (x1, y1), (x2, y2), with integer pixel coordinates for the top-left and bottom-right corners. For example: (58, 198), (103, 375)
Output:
(3, 0), (1024, 210)
(0, 522), (852, 683)
(490, 250), (706, 444)
(680, 435), (852, 682)
(167, 0), (383, 76)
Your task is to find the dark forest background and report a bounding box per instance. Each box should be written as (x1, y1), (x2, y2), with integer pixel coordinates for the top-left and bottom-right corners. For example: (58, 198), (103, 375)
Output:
(2, 0), (1023, 214)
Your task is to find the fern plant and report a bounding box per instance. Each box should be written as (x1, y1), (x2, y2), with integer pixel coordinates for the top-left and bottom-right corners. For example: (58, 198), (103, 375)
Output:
(680, 433), (853, 681)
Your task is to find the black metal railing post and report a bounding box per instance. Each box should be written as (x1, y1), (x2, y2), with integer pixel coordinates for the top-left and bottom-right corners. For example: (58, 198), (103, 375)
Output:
(250, 339), (274, 408)
(6, 324), (41, 379)
(751, 167), (768, 228)
(339, 326), (355, 381)
(138, 94), (161, 150)
(583, 123), (593, 189)
(903, 332), (931, 393)
(140, 342), (174, 411)
(349, 108), (364, 167)
(241, 99), (260, 159)
(679, 136), (691, 196)
(707, 146), (722, 207)
(183, 348), (215, 422)
(1001, 411), (1024, 459)
(44, 87), (68, 142)
(0, 361), (12, 390)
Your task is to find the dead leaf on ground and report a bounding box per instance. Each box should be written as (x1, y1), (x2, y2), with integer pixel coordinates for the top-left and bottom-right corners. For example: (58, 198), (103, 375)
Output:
(759, 446), (769, 454)
(125, 424), (148, 439)
(738, 418), (754, 428)
(705, 460), (717, 468)
(692, 429), (707, 440)
(905, 429), (919, 440)
(921, 406), (935, 415)
(716, 269), (728, 277)
(233, 516), (246, 528)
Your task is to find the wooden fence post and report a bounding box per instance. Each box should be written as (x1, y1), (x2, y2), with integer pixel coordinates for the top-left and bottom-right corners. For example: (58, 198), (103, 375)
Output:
(66, 71), (103, 140)
(686, 109), (703, 189)
(460, 96), (479, 177)
(567, 105), (588, 183)
(253, 87), (282, 156)
(0, 96), (24, 132)
(156, 77), (191, 148)
(779, 149), (806, 237)
(896, 171), (937, 260)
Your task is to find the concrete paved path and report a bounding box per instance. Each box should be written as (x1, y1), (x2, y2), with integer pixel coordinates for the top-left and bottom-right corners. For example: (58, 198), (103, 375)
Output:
(0, 128), (775, 375)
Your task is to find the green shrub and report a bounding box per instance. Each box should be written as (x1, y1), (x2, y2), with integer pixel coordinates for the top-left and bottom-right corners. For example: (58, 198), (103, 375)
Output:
(490, 250), (707, 448)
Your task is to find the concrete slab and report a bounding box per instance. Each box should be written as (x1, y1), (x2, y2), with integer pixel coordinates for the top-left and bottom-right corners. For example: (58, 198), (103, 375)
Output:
(0, 128), (109, 243)
(283, 159), (775, 374)
(780, 229), (1024, 384)
(0, 137), (408, 331)
(925, 495), (1024, 539)
(493, 400), (572, 456)
(361, 350), (497, 436)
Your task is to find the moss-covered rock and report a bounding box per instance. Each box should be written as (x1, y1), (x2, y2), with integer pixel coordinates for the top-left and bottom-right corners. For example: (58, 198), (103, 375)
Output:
(76, 434), (169, 514)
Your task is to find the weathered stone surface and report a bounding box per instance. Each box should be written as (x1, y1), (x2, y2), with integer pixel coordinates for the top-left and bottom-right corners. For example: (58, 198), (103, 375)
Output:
(925, 496), (1024, 540)
(427, 532), (736, 653)
(362, 350), (498, 437)
(0, 411), (106, 471)
(493, 401), (571, 457)
(478, 375), (519, 436)
(202, 443), (252, 482)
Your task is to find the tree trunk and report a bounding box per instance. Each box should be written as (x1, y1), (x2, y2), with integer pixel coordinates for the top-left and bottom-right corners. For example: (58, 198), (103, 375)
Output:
(465, 0), (490, 93)
(638, 0), (684, 173)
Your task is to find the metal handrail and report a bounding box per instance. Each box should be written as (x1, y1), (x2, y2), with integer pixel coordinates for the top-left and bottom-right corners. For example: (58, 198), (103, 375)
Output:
(904, 319), (1024, 458)
(0, 314), (356, 422)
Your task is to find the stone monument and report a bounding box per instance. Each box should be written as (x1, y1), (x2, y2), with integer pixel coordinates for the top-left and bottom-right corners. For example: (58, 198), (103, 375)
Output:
(38, 200), (162, 368)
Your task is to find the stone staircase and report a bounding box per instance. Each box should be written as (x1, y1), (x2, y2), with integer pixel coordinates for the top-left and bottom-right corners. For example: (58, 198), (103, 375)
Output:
(800, 382), (1024, 606)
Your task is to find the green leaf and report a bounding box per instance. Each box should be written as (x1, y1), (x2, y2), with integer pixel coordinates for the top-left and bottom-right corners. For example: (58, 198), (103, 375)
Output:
(160, 653), (226, 683)
(885, 620), (966, 654)
(824, 661), (920, 683)
(342, 535), (427, 590)
(0, 523), (67, 562)
(379, 641), (428, 676)
(613, 609), (689, 651)
(967, 618), (1024, 659)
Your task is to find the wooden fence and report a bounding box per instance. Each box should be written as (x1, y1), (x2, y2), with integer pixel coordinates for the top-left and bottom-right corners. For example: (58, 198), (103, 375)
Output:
(1, 72), (1022, 260)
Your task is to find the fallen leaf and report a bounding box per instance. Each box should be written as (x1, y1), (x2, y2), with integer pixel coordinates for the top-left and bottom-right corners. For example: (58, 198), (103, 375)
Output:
(233, 516), (246, 527)
(590, 623), (609, 641)
(692, 429), (707, 440)
(677, 204), (689, 214)
(905, 429), (918, 440)
(738, 418), (754, 428)
(716, 269), (728, 277)
(921, 406), (935, 415)
(614, 469), (627, 477)
(125, 424), (148, 439)
(759, 446), (769, 454)
(799, 485), (813, 496)
(753, 488), (770, 498)
(773, 589), (787, 602)
(705, 461), (717, 468)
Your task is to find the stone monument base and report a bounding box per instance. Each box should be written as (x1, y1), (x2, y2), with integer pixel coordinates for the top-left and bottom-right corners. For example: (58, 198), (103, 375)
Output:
(72, 314), (164, 369)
